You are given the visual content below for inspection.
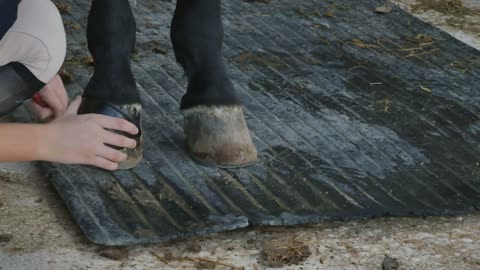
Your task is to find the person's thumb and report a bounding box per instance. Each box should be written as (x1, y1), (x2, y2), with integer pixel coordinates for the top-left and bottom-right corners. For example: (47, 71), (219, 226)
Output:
(66, 96), (82, 115)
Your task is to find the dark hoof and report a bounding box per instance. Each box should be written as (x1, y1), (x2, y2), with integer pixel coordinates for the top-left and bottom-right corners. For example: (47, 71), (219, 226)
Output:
(182, 105), (257, 168)
(79, 97), (143, 170)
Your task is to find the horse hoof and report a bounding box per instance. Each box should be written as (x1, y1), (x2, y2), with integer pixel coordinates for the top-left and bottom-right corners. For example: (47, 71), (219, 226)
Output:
(182, 105), (257, 168)
(79, 97), (143, 170)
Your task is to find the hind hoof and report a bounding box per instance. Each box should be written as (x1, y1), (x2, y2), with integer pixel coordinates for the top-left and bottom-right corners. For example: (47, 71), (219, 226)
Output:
(182, 105), (257, 168)
(79, 97), (143, 170)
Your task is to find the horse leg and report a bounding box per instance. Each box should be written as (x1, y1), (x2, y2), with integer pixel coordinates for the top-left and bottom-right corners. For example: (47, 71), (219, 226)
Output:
(170, 0), (257, 168)
(79, 0), (143, 170)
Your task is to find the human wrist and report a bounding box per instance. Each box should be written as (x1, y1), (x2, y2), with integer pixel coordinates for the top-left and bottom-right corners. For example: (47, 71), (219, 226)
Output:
(33, 123), (56, 161)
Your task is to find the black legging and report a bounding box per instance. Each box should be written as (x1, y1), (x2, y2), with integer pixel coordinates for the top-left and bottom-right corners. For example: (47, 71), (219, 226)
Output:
(0, 62), (44, 117)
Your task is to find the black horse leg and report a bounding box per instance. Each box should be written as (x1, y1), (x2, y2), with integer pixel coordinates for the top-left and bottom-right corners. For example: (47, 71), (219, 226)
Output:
(79, 0), (143, 170)
(171, 0), (257, 167)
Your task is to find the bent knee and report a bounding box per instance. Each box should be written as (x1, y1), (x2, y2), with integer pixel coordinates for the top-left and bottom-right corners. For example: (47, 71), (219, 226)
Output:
(0, 0), (66, 83)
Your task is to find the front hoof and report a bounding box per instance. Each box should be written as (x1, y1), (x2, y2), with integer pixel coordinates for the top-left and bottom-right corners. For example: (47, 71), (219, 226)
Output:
(182, 105), (257, 168)
(79, 97), (143, 170)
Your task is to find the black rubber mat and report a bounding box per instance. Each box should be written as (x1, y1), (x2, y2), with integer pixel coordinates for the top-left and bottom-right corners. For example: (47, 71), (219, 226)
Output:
(39, 0), (480, 245)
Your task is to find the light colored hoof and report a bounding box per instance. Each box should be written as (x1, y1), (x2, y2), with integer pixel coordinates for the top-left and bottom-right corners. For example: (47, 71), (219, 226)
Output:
(117, 132), (143, 171)
(114, 103), (143, 171)
(182, 105), (257, 168)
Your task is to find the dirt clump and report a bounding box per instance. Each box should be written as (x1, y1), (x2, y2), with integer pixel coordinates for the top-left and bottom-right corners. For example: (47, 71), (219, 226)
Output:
(58, 68), (73, 84)
(82, 56), (95, 66)
(98, 247), (129, 261)
(54, 2), (71, 14)
(186, 243), (202, 253)
(0, 234), (13, 243)
(261, 235), (312, 267)
(153, 47), (167, 55)
(151, 251), (244, 270)
(375, 2), (394, 14)
(65, 56), (94, 66)
(233, 51), (286, 70)
(106, 181), (134, 205)
(138, 40), (169, 56)
(382, 255), (400, 270)
(194, 260), (216, 269)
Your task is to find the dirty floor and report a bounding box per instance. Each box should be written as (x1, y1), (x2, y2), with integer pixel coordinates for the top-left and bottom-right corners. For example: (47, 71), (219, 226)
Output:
(0, 165), (479, 269)
(1, 0), (480, 269)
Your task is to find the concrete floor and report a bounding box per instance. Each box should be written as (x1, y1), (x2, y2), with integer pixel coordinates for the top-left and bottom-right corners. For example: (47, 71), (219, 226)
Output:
(1, 0), (479, 269)
(394, 0), (480, 50)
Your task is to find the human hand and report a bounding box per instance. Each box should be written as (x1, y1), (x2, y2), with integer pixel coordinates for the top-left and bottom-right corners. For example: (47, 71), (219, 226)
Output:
(30, 74), (68, 121)
(40, 96), (139, 170)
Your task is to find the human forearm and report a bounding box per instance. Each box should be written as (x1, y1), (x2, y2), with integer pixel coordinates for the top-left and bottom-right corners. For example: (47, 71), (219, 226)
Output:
(0, 123), (47, 162)
(0, 96), (139, 169)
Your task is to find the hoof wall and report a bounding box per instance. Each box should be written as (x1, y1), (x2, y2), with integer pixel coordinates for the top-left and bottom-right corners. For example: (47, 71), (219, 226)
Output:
(182, 105), (257, 168)
(79, 97), (143, 170)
